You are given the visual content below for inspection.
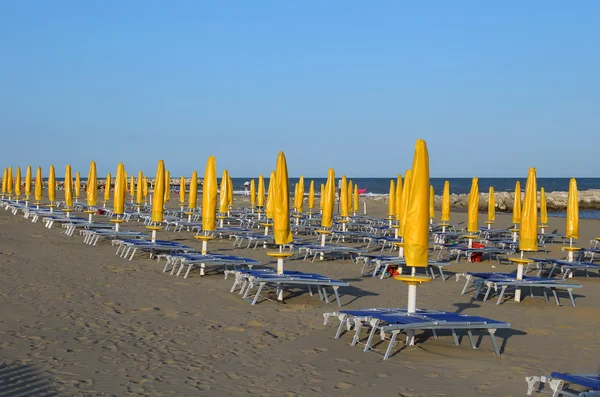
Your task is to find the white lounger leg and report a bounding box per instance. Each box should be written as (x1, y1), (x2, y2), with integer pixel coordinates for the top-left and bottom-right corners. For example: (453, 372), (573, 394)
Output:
(383, 331), (399, 360)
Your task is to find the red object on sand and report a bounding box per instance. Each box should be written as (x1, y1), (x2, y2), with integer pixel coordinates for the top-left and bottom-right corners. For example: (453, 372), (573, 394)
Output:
(358, 188), (367, 195)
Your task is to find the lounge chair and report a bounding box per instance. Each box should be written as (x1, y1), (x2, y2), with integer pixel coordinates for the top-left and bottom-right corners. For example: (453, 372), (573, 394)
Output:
(548, 259), (600, 279)
(526, 372), (600, 396)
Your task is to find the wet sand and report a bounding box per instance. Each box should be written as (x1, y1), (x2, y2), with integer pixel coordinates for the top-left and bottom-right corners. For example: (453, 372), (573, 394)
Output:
(1, 196), (599, 396)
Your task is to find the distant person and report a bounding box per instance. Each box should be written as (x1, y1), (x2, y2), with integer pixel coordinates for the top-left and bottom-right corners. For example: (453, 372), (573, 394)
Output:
(243, 181), (250, 197)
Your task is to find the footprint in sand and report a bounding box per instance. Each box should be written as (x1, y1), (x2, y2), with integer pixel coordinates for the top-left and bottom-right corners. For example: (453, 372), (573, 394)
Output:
(335, 382), (355, 389)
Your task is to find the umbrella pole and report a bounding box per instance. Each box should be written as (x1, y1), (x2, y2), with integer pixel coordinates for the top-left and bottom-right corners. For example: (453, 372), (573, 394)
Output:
(406, 268), (417, 346)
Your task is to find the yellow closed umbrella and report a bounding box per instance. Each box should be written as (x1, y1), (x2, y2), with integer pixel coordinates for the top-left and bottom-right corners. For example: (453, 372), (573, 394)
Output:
(103, 173), (112, 206)
(519, 168), (538, 252)
(308, 180), (315, 213)
(566, 178), (579, 244)
(512, 181), (521, 227)
(113, 163), (125, 216)
(353, 183), (359, 215)
(148, 160), (165, 242)
(295, 176), (305, 213)
(179, 176), (186, 208)
(129, 174), (135, 202)
(48, 165), (56, 206)
(387, 179), (395, 220)
(441, 181), (450, 227)
(34, 167), (43, 206)
(394, 175), (403, 221)
(340, 176), (349, 220)
(321, 169), (335, 229)
(487, 186), (495, 228)
(249, 179), (256, 209)
(86, 161), (97, 208)
(398, 170), (412, 239)
(7, 167), (13, 197)
(1, 168), (7, 198)
(348, 180), (353, 211)
(320, 183), (325, 211)
(219, 170), (230, 215)
(143, 176), (148, 199)
(273, 151), (293, 246)
(429, 185), (435, 223)
(202, 157), (217, 232)
(15, 167), (21, 199)
(257, 175), (265, 209)
(467, 178), (479, 234)
(64, 165), (73, 210)
(136, 171), (144, 207)
(266, 171), (275, 220)
(293, 183), (299, 211)
(540, 187), (548, 231)
(74, 171), (80, 202)
(164, 170), (170, 204)
(227, 175), (233, 208)
(25, 166), (32, 202)
(189, 171), (198, 210)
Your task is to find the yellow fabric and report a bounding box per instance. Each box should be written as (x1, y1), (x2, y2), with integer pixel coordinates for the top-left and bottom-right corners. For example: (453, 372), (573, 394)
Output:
(340, 176), (349, 217)
(257, 175), (265, 208)
(295, 176), (304, 213)
(86, 162), (97, 207)
(353, 184), (359, 212)
(130, 175), (135, 197)
(467, 177), (479, 233)
(48, 165), (56, 202)
(488, 186), (495, 222)
(136, 171), (144, 205)
(388, 179), (395, 217)
(273, 151), (293, 245)
(227, 175), (233, 207)
(35, 167), (42, 202)
(512, 181), (521, 224)
(404, 140), (430, 268)
(25, 166), (32, 197)
(164, 170), (170, 203)
(519, 168), (538, 252)
(179, 176), (186, 204)
(189, 171), (198, 209)
(104, 173), (111, 202)
(1, 168), (6, 194)
(64, 165), (72, 207)
(219, 170), (229, 214)
(321, 169), (335, 228)
(266, 171), (275, 219)
(74, 171), (80, 199)
(15, 167), (21, 198)
(441, 181), (450, 222)
(308, 180), (315, 210)
(202, 157), (217, 231)
(250, 179), (256, 207)
(320, 184), (324, 210)
(540, 187), (548, 224)
(347, 180), (353, 212)
(143, 176), (148, 198)
(113, 163), (125, 215)
(429, 185), (435, 220)
(566, 178), (579, 239)
(151, 160), (165, 223)
(398, 170), (412, 237)
(394, 175), (403, 219)
(7, 167), (12, 195)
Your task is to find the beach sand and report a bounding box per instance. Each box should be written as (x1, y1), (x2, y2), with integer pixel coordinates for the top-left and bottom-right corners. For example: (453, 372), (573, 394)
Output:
(1, 196), (599, 396)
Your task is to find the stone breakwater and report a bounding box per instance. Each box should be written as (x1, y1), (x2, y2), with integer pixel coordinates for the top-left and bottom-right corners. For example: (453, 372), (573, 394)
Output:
(371, 190), (600, 212)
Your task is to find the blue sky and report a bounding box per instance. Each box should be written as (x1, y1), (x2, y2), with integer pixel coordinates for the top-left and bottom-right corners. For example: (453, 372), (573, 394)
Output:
(1, 1), (598, 178)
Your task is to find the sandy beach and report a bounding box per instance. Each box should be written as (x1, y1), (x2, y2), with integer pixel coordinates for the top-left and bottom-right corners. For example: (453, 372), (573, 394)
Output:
(1, 196), (599, 397)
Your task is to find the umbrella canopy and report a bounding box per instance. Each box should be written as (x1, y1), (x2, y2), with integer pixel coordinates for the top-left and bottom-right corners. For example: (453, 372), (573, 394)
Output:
(1, 168), (7, 195)
(74, 171), (80, 199)
(7, 167), (13, 196)
(130, 175), (135, 198)
(348, 180), (353, 212)
(25, 166), (32, 198)
(488, 186), (495, 223)
(151, 161), (165, 223)
(405, 140), (430, 268)
(15, 167), (21, 198)
(257, 175), (265, 208)
(512, 181), (522, 225)
(321, 169), (336, 228)
(136, 171), (144, 205)
(394, 175), (403, 220)
(143, 176), (148, 198)
(441, 181), (450, 222)
(179, 176), (186, 204)
(35, 167), (43, 202)
(227, 175), (233, 207)
(266, 171), (275, 219)
(48, 165), (56, 203)
(340, 176), (349, 217)
(353, 184), (359, 213)
(189, 171), (198, 209)
(519, 167), (538, 252)
(467, 178), (479, 233)
(566, 178), (579, 240)
(320, 184), (325, 211)
(218, 170), (229, 214)
(113, 163), (126, 215)
(429, 185), (435, 220)
(249, 179), (256, 208)
(164, 170), (170, 203)
(295, 176), (305, 213)
(273, 151), (292, 245)
(540, 187), (548, 225)
(387, 179), (396, 218)
(308, 180), (315, 211)
(202, 156), (217, 231)
(64, 165), (73, 208)
(103, 172), (111, 203)
(398, 170), (412, 238)
(86, 162), (97, 207)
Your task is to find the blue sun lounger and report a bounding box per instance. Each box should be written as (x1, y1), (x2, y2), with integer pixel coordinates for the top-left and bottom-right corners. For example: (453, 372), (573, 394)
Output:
(228, 269), (349, 306)
(359, 255), (451, 280)
(548, 259), (600, 279)
(114, 239), (194, 260)
(323, 308), (510, 360)
(526, 372), (600, 396)
(162, 252), (260, 278)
